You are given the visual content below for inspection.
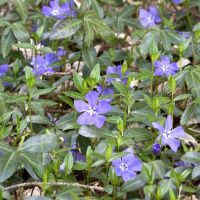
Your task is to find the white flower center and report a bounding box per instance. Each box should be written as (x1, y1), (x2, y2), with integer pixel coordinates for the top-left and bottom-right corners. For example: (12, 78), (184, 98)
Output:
(87, 107), (97, 115)
(162, 64), (169, 72)
(147, 15), (154, 23)
(119, 162), (128, 171)
(163, 129), (171, 138)
(51, 9), (59, 16)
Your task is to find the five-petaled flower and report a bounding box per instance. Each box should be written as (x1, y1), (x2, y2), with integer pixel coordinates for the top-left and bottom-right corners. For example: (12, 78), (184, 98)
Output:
(0, 64), (9, 78)
(139, 6), (161, 28)
(152, 115), (186, 152)
(31, 53), (59, 76)
(106, 65), (129, 84)
(42, 0), (76, 19)
(154, 56), (179, 77)
(74, 91), (111, 128)
(112, 148), (142, 182)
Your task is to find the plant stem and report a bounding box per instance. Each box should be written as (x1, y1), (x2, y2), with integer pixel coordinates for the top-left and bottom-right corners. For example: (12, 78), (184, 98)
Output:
(28, 90), (33, 134)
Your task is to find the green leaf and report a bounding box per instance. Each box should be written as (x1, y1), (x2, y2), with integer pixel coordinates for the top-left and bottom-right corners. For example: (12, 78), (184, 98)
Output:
(112, 81), (129, 96)
(82, 47), (97, 70)
(0, 152), (19, 183)
(24, 66), (36, 89)
(78, 126), (99, 138)
(180, 104), (196, 125)
(73, 72), (86, 93)
(14, 43), (35, 49)
(192, 165), (200, 179)
(14, 0), (28, 21)
(174, 94), (192, 101)
(122, 175), (146, 192)
(6, 94), (28, 103)
(19, 152), (44, 180)
(50, 19), (83, 40)
(63, 91), (84, 100)
(92, 0), (104, 18)
(25, 115), (55, 126)
(0, 18), (10, 27)
(116, 6), (136, 33)
(12, 22), (30, 42)
(181, 152), (200, 164)
(83, 10), (114, 46)
(149, 160), (166, 179)
(1, 27), (15, 58)
(90, 63), (100, 82)
(168, 76), (176, 93)
(19, 134), (59, 153)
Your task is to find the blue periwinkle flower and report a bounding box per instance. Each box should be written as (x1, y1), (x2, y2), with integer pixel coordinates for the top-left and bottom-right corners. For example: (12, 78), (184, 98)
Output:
(42, 0), (76, 19)
(31, 53), (59, 76)
(0, 64), (9, 77)
(74, 91), (111, 128)
(154, 56), (179, 77)
(152, 115), (186, 152)
(139, 6), (161, 28)
(112, 148), (142, 182)
(106, 65), (129, 84)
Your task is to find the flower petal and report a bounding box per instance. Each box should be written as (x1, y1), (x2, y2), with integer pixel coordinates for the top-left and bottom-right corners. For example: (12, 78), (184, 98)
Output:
(154, 60), (162, 68)
(122, 170), (136, 182)
(154, 68), (164, 76)
(167, 138), (180, 152)
(128, 157), (142, 172)
(161, 56), (171, 65)
(45, 53), (59, 65)
(152, 122), (164, 133)
(165, 115), (172, 131)
(74, 100), (89, 112)
(112, 158), (122, 167)
(115, 166), (122, 176)
(96, 100), (111, 114)
(85, 91), (99, 107)
(42, 6), (53, 16)
(91, 114), (106, 128)
(170, 126), (185, 138)
(77, 112), (91, 125)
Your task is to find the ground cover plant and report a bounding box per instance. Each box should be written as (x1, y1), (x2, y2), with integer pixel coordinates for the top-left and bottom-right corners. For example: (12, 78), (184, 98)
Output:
(0, 0), (200, 199)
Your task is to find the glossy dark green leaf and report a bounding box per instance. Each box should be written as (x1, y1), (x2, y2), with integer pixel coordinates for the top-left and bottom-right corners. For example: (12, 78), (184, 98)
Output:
(122, 175), (146, 192)
(50, 19), (83, 40)
(19, 134), (59, 153)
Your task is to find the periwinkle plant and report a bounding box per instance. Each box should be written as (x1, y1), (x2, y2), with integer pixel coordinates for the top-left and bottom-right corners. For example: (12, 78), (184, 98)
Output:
(0, 0), (199, 199)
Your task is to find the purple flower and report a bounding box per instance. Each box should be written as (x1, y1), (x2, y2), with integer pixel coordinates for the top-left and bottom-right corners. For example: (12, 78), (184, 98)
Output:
(42, 0), (76, 19)
(152, 115), (186, 152)
(139, 6), (161, 28)
(57, 47), (67, 57)
(154, 56), (179, 77)
(97, 85), (114, 102)
(112, 148), (142, 182)
(71, 149), (85, 162)
(174, 161), (192, 167)
(172, 0), (182, 4)
(106, 65), (129, 84)
(74, 91), (111, 128)
(177, 31), (191, 39)
(0, 64), (9, 77)
(152, 143), (161, 155)
(31, 53), (59, 76)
